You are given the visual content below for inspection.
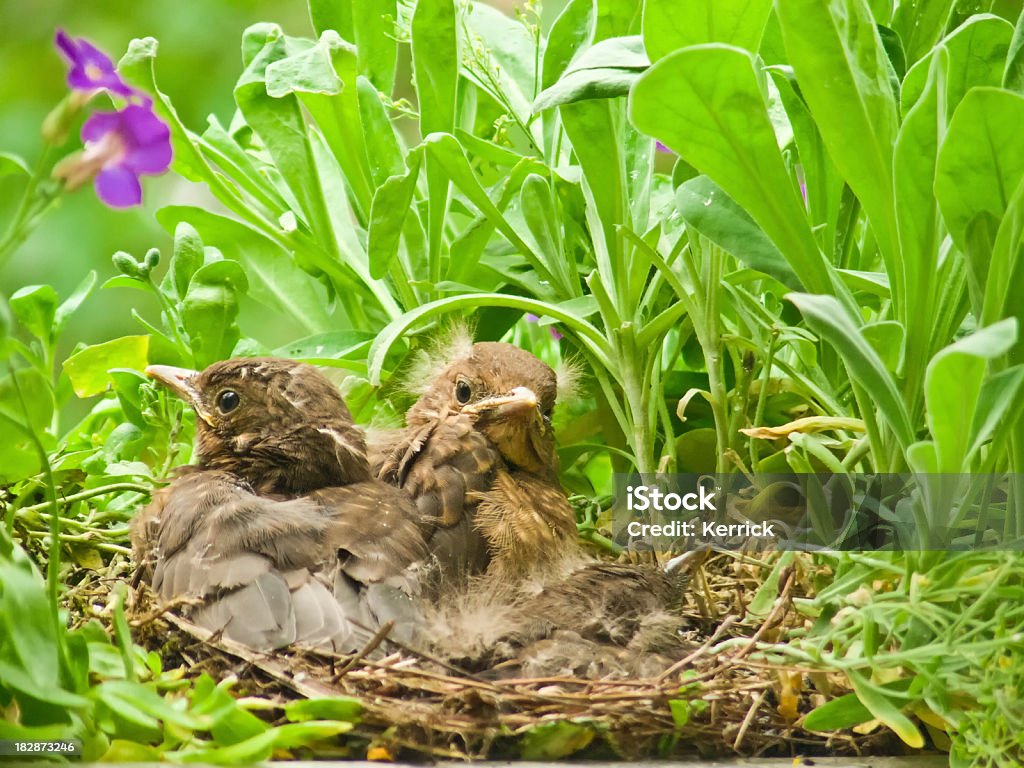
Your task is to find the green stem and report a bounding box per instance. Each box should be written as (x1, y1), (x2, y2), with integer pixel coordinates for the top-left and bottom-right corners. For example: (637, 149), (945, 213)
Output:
(0, 146), (59, 271)
(16, 483), (151, 518)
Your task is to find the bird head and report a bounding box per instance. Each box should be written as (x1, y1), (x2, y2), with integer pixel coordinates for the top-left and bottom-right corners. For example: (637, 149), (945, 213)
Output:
(409, 342), (559, 476)
(146, 357), (370, 493)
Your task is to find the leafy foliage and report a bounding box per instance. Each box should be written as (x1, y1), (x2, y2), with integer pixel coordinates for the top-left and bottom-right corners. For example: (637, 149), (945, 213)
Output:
(3, 0), (1024, 762)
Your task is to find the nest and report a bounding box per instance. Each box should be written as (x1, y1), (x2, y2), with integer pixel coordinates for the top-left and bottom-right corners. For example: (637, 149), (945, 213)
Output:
(104, 553), (899, 760)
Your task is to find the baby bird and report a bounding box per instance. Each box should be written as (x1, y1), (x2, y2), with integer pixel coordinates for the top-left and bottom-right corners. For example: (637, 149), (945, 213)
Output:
(132, 357), (428, 653)
(373, 340), (577, 579)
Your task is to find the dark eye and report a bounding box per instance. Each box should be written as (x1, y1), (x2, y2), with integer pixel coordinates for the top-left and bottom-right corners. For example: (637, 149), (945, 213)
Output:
(217, 390), (240, 414)
(455, 379), (472, 404)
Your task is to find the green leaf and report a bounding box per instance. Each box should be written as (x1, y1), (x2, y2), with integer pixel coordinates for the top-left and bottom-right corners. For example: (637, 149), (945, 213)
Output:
(367, 153), (422, 280)
(642, 0), (773, 61)
(158, 207), (332, 334)
(804, 677), (915, 730)
(235, 28), (341, 239)
(935, 87), (1024, 283)
(968, 365), (1024, 463)
(0, 151), (31, 178)
(925, 319), (1017, 472)
(902, 14), (1013, 112)
(0, 369), (53, 482)
(183, 262), (247, 368)
(357, 76), (404, 186)
(520, 720), (595, 760)
(464, 3), (538, 123)
(541, 0), (594, 94)
(63, 336), (150, 398)
(367, 293), (613, 385)
(676, 176), (800, 289)
(891, 0), (955, 65)
(349, 0), (398, 93)
(9, 284), (58, 343)
(847, 670), (924, 748)
(533, 35), (648, 110)
(167, 222), (205, 302)
(54, 271), (98, 336)
(630, 45), (836, 297)
(788, 293), (914, 449)
(284, 697), (362, 723)
(776, 0), (900, 280)
(412, 0), (457, 136)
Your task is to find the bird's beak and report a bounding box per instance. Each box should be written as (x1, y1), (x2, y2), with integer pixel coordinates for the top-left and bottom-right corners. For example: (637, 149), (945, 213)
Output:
(145, 365), (215, 426)
(464, 386), (540, 423)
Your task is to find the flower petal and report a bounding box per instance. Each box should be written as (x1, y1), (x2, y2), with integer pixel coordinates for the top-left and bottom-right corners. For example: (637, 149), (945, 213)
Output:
(55, 29), (79, 61)
(81, 111), (122, 143)
(95, 166), (142, 208)
(118, 105), (172, 174)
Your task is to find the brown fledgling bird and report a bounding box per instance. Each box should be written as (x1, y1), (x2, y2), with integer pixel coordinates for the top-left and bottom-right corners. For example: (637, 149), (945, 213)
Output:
(132, 357), (428, 653)
(372, 339), (578, 579)
(373, 335), (690, 678)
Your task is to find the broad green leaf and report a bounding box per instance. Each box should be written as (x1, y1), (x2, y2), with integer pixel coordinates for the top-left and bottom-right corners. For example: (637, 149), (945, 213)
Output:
(768, 66), (844, 259)
(891, 0), (955, 65)
(367, 293), (613, 385)
(925, 319), (1017, 472)
(0, 539), (84, 713)
(520, 720), (595, 760)
(9, 284), (58, 343)
(0, 368), (53, 481)
(541, 0), (594, 92)
(236, 28), (337, 240)
(157, 206), (333, 334)
(183, 262), (248, 367)
(63, 336), (150, 398)
(630, 45), (836, 297)
(1007, 7), (1024, 92)
(788, 293), (914, 449)
(804, 677), (915, 730)
(274, 331), (373, 366)
(902, 14), (1013, 113)
(776, 0), (900, 282)
(54, 271), (98, 336)
(848, 670), (924, 748)
(935, 87), (1024, 303)
(357, 77), (404, 186)
(894, 49), (945, 394)
(517, 174), (575, 296)
(0, 151), (30, 178)
(464, 3), (538, 122)
(167, 222), (205, 302)
(350, 0), (398, 93)
(423, 134), (551, 284)
(534, 35), (648, 110)
(968, 365), (1024, 464)
(642, 0), (773, 61)
(412, 0), (457, 136)
(559, 98), (627, 282)
(284, 697), (362, 723)
(676, 176), (800, 290)
(368, 153), (422, 280)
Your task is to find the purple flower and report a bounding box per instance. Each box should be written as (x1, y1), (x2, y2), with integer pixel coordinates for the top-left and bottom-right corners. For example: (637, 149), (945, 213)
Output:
(656, 141), (674, 154)
(55, 30), (134, 98)
(54, 103), (171, 208)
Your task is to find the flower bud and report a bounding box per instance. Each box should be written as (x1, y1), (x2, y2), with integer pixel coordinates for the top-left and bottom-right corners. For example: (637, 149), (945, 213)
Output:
(112, 251), (140, 278)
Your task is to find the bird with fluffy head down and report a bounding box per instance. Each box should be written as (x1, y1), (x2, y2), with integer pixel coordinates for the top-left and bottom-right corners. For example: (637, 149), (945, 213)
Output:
(132, 357), (428, 653)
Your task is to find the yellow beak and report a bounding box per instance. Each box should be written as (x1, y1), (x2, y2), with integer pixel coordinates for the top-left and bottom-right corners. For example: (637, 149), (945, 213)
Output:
(145, 365), (214, 426)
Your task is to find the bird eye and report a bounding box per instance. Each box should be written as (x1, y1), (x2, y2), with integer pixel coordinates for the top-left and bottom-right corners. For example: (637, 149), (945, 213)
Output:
(216, 389), (240, 414)
(455, 379), (472, 404)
